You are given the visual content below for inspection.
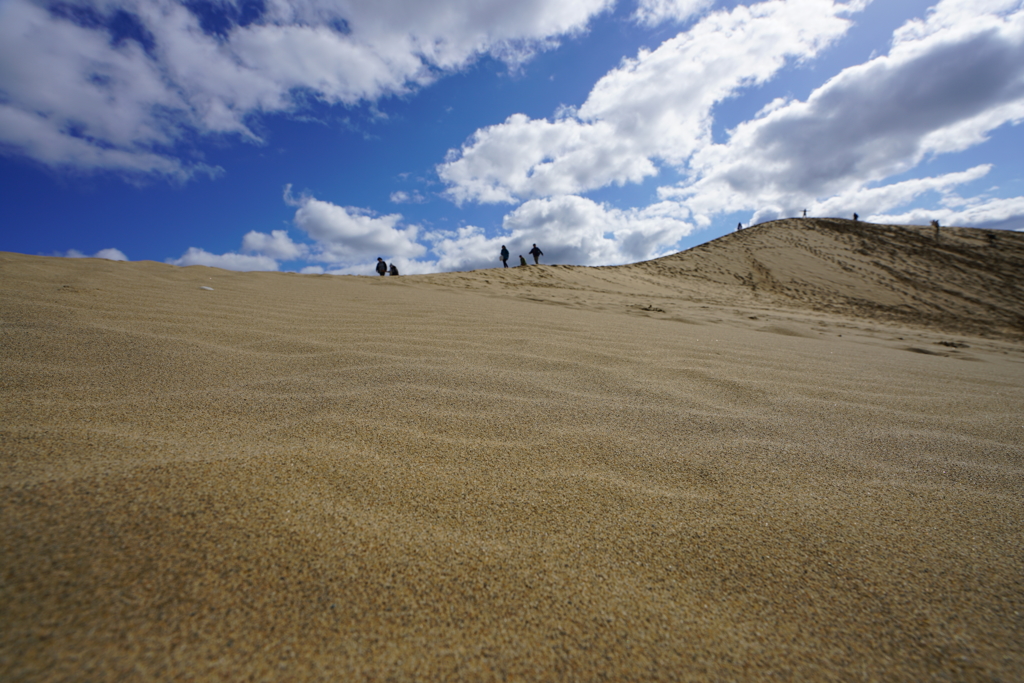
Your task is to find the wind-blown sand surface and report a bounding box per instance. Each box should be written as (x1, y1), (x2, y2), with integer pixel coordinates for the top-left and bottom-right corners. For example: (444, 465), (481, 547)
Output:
(2, 219), (1023, 680)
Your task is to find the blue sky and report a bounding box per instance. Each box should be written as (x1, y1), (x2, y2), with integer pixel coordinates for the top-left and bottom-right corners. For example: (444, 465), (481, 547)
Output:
(2, 0), (1022, 274)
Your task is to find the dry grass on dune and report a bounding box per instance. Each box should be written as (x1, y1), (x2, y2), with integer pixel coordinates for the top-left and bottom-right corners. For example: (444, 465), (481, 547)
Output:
(1, 221), (1023, 680)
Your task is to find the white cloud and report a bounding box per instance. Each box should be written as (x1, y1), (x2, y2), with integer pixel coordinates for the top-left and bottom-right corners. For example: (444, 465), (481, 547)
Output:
(163, 178), (697, 272)
(634, 0), (713, 27)
(424, 195), (694, 271)
(94, 247), (129, 261)
(290, 193), (427, 265)
(0, 0), (612, 178)
(241, 229), (308, 260)
(439, 115), (655, 203)
(869, 194), (1024, 230)
(167, 247), (279, 271)
(660, 0), (1024, 224)
(389, 190), (426, 204)
(168, 181), (434, 273)
(892, 0), (1022, 43)
(806, 166), (992, 218)
(503, 195), (695, 264)
(0, 0), (216, 179)
(206, 189), (691, 275)
(170, 184), (427, 272)
(438, 0), (863, 204)
(61, 247), (129, 260)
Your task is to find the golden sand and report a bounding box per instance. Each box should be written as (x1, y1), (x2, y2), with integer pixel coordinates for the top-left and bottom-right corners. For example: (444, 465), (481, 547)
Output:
(2, 220), (1023, 680)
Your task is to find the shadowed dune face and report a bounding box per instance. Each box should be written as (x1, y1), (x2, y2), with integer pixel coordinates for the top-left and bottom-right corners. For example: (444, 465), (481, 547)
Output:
(1, 233), (1023, 680)
(641, 219), (1024, 339)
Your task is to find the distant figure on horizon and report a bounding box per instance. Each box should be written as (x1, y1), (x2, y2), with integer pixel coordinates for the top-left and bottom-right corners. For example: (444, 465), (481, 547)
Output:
(529, 244), (543, 265)
(853, 213), (859, 221)
(519, 255), (528, 266)
(737, 222), (742, 231)
(802, 209), (807, 217)
(931, 219), (941, 243)
(500, 245), (509, 268)
(389, 263), (399, 276)
(375, 257), (387, 276)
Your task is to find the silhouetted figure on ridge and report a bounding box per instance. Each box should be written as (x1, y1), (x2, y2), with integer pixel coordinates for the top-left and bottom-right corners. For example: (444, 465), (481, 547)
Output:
(853, 213), (858, 221)
(529, 244), (543, 265)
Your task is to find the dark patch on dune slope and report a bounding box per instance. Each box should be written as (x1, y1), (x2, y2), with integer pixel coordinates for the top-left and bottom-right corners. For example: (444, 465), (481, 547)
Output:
(642, 219), (1024, 339)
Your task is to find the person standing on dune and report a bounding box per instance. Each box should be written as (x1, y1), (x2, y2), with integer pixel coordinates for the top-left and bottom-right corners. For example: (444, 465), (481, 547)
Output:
(500, 245), (509, 268)
(529, 244), (543, 265)
(375, 257), (387, 276)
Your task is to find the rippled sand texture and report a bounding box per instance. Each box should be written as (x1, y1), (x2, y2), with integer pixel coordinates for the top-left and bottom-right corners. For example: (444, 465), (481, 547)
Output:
(3, 221), (1023, 680)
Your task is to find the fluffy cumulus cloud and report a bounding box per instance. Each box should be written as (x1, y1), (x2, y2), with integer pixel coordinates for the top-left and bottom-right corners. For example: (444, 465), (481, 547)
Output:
(241, 229), (307, 260)
(286, 190), (693, 272)
(62, 247), (129, 260)
(502, 196), (694, 265)
(427, 195), (695, 271)
(175, 184), (694, 274)
(661, 0), (1024, 225)
(438, 0), (864, 204)
(167, 247), (279, 270)
(174, 185), (427, 274)
(0, 0), (612, 178)
(289, 190), (427, 264)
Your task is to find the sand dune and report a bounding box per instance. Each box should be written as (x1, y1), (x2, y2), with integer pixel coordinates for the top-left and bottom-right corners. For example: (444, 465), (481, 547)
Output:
(2, 221), (1023, 680)
(426, 219), (1024, 340)
(645, 219), (1024, 338)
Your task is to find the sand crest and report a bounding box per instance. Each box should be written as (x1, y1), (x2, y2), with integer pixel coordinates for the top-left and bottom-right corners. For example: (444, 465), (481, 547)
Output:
(2, 221), (1023, 680)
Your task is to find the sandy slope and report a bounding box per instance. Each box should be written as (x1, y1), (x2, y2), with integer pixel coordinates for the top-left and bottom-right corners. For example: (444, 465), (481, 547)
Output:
(425, 218), (1024, 340)
(2, 222), (1023, 680)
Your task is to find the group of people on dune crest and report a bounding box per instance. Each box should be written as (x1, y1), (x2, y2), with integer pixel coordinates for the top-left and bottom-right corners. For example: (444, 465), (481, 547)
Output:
(374, 243), (544, 276)
(500, 244), (543, 268)
(375, 258), (399, 276)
